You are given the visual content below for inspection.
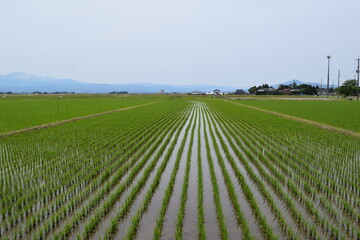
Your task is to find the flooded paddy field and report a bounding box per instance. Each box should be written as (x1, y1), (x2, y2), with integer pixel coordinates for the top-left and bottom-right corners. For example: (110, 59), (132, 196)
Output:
(1, 98), (359, 239)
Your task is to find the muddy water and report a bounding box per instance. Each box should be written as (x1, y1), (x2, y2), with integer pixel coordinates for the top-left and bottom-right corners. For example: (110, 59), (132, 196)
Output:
(214, 109), (332, 239)
(204, 110), (263, 239)
(216, 116), (297, 238)
(199, 105), (221, 240)
(182, 106), (200, 239)
(113, 107), (194, 240)
(223, 115), (329, 238)
(71, 108), (191, 239)
(203, 110), (242, 240)
(160, 105), (198, 240)
(221, 130), (286, 238)
(203, 107), (287, 239)
(55, 154), (139, 239)
(91, 122), (179, 239)
(68, 108), (193, 240)
(27, 133), (128, 239)
(137, 109), (195, 240)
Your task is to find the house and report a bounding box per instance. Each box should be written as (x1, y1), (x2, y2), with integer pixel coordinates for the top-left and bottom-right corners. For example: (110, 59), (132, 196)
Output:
(213, 89), (221, 95)
(256, 87), (276, 95)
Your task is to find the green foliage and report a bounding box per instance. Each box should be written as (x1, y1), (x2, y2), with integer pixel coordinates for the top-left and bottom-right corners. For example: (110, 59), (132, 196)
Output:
(248, 84), (272, 95)
(297, 84), (317, 95)
(338, 79), (359, 96)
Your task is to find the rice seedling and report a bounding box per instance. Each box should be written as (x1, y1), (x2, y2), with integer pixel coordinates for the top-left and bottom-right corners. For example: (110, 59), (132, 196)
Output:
(1, 98), (359, 240)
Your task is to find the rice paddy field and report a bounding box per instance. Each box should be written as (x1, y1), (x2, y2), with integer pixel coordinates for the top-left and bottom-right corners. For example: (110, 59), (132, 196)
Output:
(231, 98), (360, 132)
(0, 95), (359, 240)
(0, 95), (168, 133)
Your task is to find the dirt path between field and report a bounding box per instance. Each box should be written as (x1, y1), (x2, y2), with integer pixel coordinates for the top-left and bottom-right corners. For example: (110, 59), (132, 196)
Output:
(0, 101), (164, 138)
(225, 100), (360, 139)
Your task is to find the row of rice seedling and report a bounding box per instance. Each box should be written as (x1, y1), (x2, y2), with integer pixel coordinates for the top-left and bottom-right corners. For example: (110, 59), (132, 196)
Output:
(28, 105), (188, 240)
(45, 106), (190, 240)
(174, 108), (197, 240)
(201, 107), (278, 239)
(207, 106), (295, 239)
(215, 106), (359, 238)
(208, 106), (317, 239)
(3, 118), (158, 238)
(1, 98), (359, 239)
(1, 110), (156, 210)
(196, 107), (206, 240)
(202, 109), (254, 240)
(207, 100), (360, 239)
(0, 101), (191, 239)
(180, 105), (201, 239)
(150, 108), (196, 240)
(210, 105), (334, 236)
(59, 105), (193, 239)
(103, 106), (194, 240)
(98, 108), (195, 240)
(250, 110), (360, 202)
(202, 110), (229, 240)
(256, 120), (360, 206)
(124, 107), (196, 240)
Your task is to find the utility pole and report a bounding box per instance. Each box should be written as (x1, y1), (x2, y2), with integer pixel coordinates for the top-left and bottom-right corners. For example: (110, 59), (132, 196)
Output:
(321, 78), (323, 96)
(357, 57), (360, 100)
(337, 70), (340, 98)
(327, 56), (331, 97)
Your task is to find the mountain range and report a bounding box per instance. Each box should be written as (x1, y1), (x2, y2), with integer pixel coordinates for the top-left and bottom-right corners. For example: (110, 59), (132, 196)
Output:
(0, 73), (336, 94)
(0, 73), (241, 93)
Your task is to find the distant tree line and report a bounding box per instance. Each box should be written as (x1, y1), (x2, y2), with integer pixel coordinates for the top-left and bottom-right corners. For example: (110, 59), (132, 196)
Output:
(248, 79), (360, 97)
(109, 91), (128, 94)
(248, 83), (319, 95)
(32, 91), (77, 94)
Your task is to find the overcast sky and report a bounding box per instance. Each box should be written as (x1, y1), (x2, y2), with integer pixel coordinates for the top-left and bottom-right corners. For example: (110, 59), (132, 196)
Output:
(1, 0), (359, 87)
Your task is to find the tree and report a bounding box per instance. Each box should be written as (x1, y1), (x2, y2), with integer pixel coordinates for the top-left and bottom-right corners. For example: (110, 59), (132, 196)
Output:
(338, 79), (358, 96)
(278, 84), (291, 90)
(248, 86), (258, 94)
(297, 84), (317, 95)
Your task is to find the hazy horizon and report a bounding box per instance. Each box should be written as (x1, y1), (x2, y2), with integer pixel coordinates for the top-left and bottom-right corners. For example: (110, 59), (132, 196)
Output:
(1, 0), (359, 87)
